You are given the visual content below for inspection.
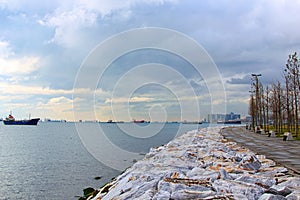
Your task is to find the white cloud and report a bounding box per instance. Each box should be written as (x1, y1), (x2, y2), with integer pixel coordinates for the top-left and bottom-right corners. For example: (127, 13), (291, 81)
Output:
(39, 0), (178, 47)
(0, 82), (109, 97)
(0, 56), (40, 76)
(0, 40), (40, 76)
(75, 0), (178, 16)
(39, 6), (98, 47)
(0, 0), (60, 13)
(35, 96), (75, 120)
(105, 96), (155, 104)
(130, 96), (155, 102)
(48, 96), (72, 104)
(0, 40), (13, 57)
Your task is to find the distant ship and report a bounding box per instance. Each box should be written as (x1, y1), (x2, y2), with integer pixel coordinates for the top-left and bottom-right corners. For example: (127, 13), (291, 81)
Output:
(182, 121), (203, 124)
(133, 119), (145, 123)
(217, 119), (241, 124)
(3, 114), (40, 125)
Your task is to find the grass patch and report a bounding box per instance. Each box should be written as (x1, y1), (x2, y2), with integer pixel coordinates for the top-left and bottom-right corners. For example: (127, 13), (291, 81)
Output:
(266, 125), (300, 140)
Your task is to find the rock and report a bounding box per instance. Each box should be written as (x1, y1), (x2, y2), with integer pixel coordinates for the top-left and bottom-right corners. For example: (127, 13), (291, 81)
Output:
(283, 132), (294, 141)
(196, 170), (220, 182)
(152, 190), (170, 200)
(269, 130), (276, 137)
(170, 189), (216, 199)
(203, 193), (249, 200)
(156, 180), (172, 194)
(212, 179), (265, 199)
(82, 187), (99, 200)
(286, 133), (293, 141)
(235, 174), (276, 189)
(286, 190), (300, 200)
(156, 177), (216, 199)
(259, 193), (287, 200)
(257, 166), (288, 178)
(186, 167), (206, 178)
(239, 155), (262, 171)
(257, 155), (277, 168)
(219, 168), (232, 180)
(91, 127), (299, 200)
(94, 176), (102, 180)
(267, 185), (293, 196)
(277, 177), (300, 190)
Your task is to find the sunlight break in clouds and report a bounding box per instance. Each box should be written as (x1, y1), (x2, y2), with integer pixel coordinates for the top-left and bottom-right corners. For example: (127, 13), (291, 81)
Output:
(36, 96), (75, 120)
(0, 57), (40, 76)
(0, 40), (40, 76)
(0, 83), (108, 97)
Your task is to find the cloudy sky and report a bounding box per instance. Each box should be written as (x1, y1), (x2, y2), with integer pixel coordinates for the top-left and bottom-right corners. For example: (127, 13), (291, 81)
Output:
(0, 0), (299, 121)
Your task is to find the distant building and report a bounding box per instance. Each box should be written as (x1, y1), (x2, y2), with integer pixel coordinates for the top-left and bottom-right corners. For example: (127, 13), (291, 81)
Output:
(244, 115), (252, 123)
(208, 112), (241, 123)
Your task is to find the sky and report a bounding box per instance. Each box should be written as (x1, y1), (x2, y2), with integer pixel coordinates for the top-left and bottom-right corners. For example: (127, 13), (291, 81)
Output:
(0, 0), (300, 122)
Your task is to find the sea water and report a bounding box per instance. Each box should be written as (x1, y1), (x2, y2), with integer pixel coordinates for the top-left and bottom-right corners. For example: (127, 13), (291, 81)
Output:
(0, 122), (207, 199)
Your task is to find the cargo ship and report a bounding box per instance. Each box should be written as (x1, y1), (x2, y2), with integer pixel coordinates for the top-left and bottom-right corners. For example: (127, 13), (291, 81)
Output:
(3, 114), (40, 125)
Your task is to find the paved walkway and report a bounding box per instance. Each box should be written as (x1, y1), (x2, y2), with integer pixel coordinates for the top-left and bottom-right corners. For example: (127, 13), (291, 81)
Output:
(221, 126), (300, 175)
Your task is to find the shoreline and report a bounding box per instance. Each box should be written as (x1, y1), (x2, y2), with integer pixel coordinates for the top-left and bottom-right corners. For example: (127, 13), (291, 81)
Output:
(89, 126), (300, 199)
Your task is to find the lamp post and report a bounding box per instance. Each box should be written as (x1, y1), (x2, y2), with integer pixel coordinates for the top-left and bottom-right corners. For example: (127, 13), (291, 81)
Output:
(251, 74), (262, 129)
(249, 90), (255, 131)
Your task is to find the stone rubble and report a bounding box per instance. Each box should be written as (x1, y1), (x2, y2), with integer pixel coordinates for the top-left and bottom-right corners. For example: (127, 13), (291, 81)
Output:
(91, 127), (300, 200)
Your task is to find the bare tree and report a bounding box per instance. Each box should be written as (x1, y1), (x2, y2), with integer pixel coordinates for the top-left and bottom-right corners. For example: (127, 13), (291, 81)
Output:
(248, 52), (300, 138)
(285, 52), (300, 137)
(265, 85), (270, 132)
(259, 84), (265, 130)
(251, 74), (262, 128)
(270, 81), (284, 133)
(284, 71), (292, 132)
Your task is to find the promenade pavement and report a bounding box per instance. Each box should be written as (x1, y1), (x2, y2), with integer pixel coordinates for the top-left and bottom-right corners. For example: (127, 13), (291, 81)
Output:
(221, 126), (300, 175)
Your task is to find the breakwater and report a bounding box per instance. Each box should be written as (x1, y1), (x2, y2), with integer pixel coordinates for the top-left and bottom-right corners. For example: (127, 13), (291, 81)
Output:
(91, 127), (300, 199)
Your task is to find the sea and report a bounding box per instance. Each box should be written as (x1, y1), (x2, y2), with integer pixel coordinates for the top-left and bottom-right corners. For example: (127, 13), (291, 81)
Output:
(0, 122), (209, 200)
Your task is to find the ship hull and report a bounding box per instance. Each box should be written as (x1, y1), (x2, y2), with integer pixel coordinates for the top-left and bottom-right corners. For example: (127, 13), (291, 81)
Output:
(217, 120), (241, 124)
(3, 118), (40, 125)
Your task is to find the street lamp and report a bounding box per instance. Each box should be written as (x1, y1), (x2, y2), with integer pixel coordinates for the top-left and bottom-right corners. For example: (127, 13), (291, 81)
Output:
(249, 90), (255, 131)
(251, 74), (262, 129)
